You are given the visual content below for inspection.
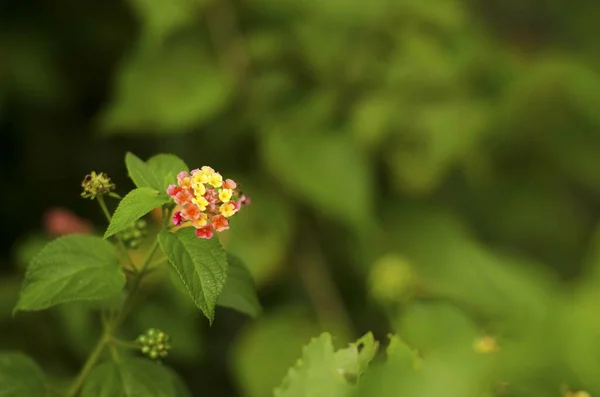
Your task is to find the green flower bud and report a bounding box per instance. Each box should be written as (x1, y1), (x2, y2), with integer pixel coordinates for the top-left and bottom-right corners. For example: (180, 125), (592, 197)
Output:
(135, 220), (147, 230)
(149, 350), (158, 360)
(369, 254), (416, 305)
(141, 346), (150, 354)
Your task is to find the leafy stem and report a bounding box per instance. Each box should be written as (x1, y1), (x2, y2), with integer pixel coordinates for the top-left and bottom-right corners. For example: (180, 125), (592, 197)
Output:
(65, 205), (171, 396)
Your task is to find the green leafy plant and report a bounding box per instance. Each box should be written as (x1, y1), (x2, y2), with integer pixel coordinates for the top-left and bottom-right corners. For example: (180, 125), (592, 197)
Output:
(3, 152), (260, 396)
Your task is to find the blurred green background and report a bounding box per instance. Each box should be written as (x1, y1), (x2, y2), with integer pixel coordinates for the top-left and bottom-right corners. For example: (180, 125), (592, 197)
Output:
(2, 0), (600, 395)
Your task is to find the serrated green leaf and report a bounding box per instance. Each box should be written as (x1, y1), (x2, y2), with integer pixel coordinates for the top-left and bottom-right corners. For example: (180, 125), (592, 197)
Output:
(274, 333), (353, 397)
(217, 254), (261, 318)
(147, 153), (189, 190)
(15, 235), (126, 312)
(386, 334), (421, 371)
(104, 187), (169, 239)
(333, 332), (379, 380)
(0, 353), (48, 397)
(125, 152), (163, 191)
(158, 228), (228, 323)
(81, 358), (176, 397)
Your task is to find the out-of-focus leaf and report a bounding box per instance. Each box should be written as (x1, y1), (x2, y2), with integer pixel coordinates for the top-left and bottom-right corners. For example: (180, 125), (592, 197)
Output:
(386, 334), (421, 371)
(127, 0), (207, 44)
(385, 101), (488, 195)
(81, 358), (176, 396)
(382, 204), (556, 331)
(100, 37), (233, 134)
(393, 302), (478, 356)
(231, 307), (323, 397)
(261, 130), (372, 226)
(220, 181), (294, 286)
(0, 353), (48, 397)
(217, 254), (261, 318)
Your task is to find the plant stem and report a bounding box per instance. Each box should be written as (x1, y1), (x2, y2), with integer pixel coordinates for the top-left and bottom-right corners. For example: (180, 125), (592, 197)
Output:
(113, 239), (161, 328)
(97, 195), (137, 273)
(65, 335), (110, 397)
(112, 338), (141, 349)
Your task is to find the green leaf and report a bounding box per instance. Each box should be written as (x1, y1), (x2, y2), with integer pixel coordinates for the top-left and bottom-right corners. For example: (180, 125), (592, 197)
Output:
(217, 254), (261, 318)
(127, 0), (205, 45)
(147, 153), (189, 190)
(261, 130), (372, 227)
(158, 228), (228, 323)
(274, 333), (353, 397)
(0, 353), (48, 397)
(81, 358), (176, 397)
(386, 334), (421, 371)
(104, 187), (169, 239)
(101, 37), (233, 134)
(333, 332), (379, 380)
(125, 152), (163, 191)
(15, 235), (126, 312)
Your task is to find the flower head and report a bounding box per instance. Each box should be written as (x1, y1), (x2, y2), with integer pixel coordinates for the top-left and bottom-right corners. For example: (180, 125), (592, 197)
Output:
(81, 171), (115, 199)
(166, 167), (249, 239)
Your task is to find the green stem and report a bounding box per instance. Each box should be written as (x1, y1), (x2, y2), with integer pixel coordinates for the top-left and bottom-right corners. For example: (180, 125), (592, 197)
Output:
(97, 195), (137, 273)
(113, 239), (161, 328)
(65, 335), (110, 397)
(112, 338), (141, 350)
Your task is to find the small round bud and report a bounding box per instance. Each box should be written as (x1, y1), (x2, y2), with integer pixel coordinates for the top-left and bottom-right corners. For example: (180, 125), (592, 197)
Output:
(136, 220), (147, 229)
(137, 328), (171, 361)
(132, 229), (142, 238)
(129, 240), (140, 249)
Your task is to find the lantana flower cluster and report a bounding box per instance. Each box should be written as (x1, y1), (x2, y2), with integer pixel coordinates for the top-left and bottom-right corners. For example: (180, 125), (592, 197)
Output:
(167, 166), (250, 239)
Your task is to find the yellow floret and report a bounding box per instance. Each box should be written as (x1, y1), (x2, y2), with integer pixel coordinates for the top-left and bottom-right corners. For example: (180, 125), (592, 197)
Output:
(220, 203), (235, 217)
(219, 189), (233, 203)
(193, 182), (206, 196)
(191, 213), (208, 228)
(192, 196), (209, 211)
(192, 172), (209, 185)
(201, 166), (214, 175)
(208, 173), (223, 188)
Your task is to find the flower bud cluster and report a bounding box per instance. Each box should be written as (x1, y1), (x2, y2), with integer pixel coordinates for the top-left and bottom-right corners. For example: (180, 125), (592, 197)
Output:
(137, 328), (171, 361)
(120, 219), (148, 249)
